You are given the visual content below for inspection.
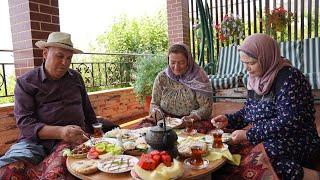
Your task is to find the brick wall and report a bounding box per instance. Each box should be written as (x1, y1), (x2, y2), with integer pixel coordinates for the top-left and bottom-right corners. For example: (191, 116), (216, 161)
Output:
(9, 0), (60, 77)
(0, 87), (146, 155)
(89, 87), (146, 123)
(167, 0), (190, 46)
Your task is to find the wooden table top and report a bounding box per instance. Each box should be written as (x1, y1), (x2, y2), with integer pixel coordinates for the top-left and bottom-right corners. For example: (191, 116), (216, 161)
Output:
(67, 129), (228, 179)
(67, 155), (226, 180)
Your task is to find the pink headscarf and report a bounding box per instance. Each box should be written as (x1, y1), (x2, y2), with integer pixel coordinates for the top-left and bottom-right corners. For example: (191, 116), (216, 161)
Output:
(239, 33), (291, 95)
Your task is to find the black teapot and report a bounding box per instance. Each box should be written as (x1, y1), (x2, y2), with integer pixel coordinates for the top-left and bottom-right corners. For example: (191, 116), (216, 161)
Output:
(145, 108), (178, 158)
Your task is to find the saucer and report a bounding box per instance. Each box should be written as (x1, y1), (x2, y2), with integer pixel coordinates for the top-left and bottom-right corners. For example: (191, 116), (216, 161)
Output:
(184, 158), (209, 170)
(210, 143), (228, 151)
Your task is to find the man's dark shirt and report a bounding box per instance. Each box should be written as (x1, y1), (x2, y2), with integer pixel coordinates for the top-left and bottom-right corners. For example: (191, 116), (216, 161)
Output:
(14, 65), (97, 153)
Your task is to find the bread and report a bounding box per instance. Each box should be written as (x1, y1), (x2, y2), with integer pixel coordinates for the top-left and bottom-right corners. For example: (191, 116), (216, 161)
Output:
(71, 159), (98, 175)
(177, 138), (207, 157)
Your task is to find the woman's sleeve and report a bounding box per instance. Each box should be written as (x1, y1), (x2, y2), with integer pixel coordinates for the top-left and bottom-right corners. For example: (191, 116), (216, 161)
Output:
(225, 105), (249, 129)
(246, 71), (312, 145)
(150, 73), (162, 113)
(190, 93), (212, 120)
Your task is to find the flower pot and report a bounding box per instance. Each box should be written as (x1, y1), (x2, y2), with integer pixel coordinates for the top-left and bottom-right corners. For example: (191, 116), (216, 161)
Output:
(144, 96), (152, 112)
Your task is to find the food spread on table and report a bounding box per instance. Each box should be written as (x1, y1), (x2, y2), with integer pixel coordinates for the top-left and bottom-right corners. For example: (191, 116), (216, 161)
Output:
(65, 126), (230, 178)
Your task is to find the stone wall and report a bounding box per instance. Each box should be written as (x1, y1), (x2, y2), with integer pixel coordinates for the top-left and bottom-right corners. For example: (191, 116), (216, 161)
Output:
(0, 87), (146, 155)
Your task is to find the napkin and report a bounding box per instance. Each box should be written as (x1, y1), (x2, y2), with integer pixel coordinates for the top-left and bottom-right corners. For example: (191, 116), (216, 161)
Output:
(205, 148), (241, 166)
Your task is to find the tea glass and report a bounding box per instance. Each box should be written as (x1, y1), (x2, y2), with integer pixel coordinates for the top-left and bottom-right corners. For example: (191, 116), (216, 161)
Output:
(185, 118), (195, 133)
(190, 145), (204, 166)
(211, 129), (224, 148)
(92, 122), (104, 138)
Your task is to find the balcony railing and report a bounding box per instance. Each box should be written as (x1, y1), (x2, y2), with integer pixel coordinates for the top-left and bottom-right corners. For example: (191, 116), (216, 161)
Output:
(0, 50), (154, 99)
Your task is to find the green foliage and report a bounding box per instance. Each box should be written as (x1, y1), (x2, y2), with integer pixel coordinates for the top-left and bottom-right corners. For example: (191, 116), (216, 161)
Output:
(0, 74), (15, 104)
(133, 54), (167, 104)
(91, 9), (168, 54)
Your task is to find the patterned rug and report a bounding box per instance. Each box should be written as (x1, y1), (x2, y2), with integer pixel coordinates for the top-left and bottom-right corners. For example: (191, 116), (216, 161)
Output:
(213, 142), (279, 180)
(0, 142), (76, 180)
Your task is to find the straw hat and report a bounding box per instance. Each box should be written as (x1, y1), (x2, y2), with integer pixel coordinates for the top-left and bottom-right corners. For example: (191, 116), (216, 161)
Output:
(35, 32), (83, 54)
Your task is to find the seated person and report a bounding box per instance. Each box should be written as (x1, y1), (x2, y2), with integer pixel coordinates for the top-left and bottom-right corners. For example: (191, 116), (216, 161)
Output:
(0, 32), (117, 179)
(211, 33), (320, 179)
(140, 43), (214, 133)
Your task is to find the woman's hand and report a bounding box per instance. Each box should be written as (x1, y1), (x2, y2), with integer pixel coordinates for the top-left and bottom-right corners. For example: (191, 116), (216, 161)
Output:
(181, 114), (199, 122)
(60, 125), (88, 144)
(211, 115), (228, 129)
(230, 130), (248, 144)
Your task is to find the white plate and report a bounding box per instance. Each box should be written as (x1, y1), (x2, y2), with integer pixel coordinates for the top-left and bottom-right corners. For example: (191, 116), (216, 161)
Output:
(97, 155), (139, 173)
(158, 117), (183, 128)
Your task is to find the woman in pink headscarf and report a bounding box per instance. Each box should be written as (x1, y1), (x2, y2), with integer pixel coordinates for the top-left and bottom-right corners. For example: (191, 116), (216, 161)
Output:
(211, 34), (320, 179)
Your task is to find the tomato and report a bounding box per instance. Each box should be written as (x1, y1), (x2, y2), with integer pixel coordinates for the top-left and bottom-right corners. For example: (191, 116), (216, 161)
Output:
(150, 150), (160, 156)
(151, 154), (161, 166)
(87, 150), (99, 159)
(138, 154), (157, 170)
(161, 154), (172, 167)
(160, 151), (168, 155)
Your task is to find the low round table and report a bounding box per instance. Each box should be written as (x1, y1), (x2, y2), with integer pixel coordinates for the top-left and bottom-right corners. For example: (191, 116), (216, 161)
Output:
(66, 156), (226, 180)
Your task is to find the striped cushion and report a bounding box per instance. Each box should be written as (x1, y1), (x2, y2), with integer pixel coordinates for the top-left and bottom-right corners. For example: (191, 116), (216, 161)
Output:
(211, 45), (245, 89)
(216, 46), (245, 75)
(279, 40), (303, 70)
(303, 37), (320, 89)
(304, 72), (320, 89)
(209, 73), (242, 89)
(242, 74), (249, 88)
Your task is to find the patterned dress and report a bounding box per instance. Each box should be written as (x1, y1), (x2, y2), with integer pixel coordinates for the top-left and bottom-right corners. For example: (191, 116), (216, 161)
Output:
(148, 70), (213, 133)
(226, 66), (320, 179)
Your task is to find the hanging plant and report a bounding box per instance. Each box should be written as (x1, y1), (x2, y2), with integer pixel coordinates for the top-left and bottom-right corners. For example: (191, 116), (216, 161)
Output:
(266, 6), (294, 34)
(215, 14), (245, 43)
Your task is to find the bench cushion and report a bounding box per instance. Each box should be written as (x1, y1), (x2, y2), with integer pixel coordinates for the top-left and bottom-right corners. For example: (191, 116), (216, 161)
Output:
(209, 73), (242, 89)
(303, 37), (320, 89)
(210, 45), (245, 89)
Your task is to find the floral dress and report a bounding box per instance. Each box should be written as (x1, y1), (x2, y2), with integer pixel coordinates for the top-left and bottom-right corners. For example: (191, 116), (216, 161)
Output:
(226, 66), (320, 179)
(146, 70), (213, 133)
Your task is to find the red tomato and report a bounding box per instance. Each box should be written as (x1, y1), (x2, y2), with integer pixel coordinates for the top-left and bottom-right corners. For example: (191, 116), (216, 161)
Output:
(161, 154), (172, 167)
(150, 150), (160, 156)
(87, 151), (99, 159)
(138, 154), (157, 170)
(151, 154), (161, 166)
(160, 151), (168, 155)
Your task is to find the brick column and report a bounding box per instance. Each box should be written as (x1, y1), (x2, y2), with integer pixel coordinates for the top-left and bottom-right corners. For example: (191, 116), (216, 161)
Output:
(8, 0), (60, 77)
(167, 0), (190, 47)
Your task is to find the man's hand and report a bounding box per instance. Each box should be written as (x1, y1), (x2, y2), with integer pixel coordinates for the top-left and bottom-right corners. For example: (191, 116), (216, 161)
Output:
(59, 125), (88, 143)
(211, 115), (228, 129)
(230, 130), (248, 144)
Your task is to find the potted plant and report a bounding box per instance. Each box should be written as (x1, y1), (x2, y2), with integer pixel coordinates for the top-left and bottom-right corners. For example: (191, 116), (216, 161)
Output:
(133, 54), (167, 110)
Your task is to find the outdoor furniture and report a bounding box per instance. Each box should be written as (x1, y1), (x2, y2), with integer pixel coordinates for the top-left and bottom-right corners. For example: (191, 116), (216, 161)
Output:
(302, 37), (320, 89)
(208, 45), (245, 89)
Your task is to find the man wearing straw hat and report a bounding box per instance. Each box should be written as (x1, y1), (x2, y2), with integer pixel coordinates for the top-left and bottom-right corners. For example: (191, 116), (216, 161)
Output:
(0, 32), (116, 178)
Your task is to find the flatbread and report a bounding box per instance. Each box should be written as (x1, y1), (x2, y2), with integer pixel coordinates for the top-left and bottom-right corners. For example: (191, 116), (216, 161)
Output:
(71, 159), (98, 175)
(178, 138), (207, 157)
